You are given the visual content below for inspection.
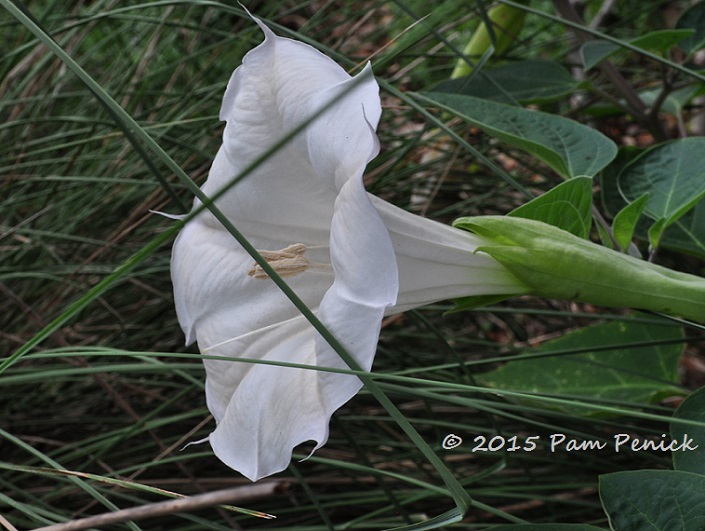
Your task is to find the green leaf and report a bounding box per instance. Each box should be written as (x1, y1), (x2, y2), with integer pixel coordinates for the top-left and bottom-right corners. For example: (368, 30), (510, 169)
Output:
(612, 193), (649, 252)
(417, 92), (618, 179)
(602, 148), (705, 258)
(600, 470), (705, 530)
(618, 138), (705, 230)
(582, 84), (704, 119)
(595, 217), (615, 248)
(632, 29), (696, 52)
(509, 176), (594, 238)
(648, 217), (668, 250)
(639, 84), (705, 118)
(671, 387), (705, 474)
(581, 30), (694, 70)
(438, 60), (578, 104)
(581, 41), (620, 70)
(600, 146), (644, 215)
(478, 317), (684, 415)
(677, 1), (705, 54)
(662, 201), (705, 259)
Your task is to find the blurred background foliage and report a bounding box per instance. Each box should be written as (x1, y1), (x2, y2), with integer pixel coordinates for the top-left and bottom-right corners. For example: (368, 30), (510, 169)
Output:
(1, 0), (704, 529)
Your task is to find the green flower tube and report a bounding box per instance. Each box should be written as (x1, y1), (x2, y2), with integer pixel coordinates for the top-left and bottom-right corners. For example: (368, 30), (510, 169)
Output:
(451, 1), (529, 79)
(453, 216), (705, 324)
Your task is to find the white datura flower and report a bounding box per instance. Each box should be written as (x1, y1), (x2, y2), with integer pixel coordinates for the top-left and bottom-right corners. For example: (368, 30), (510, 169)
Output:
(171, 16), (527, 481)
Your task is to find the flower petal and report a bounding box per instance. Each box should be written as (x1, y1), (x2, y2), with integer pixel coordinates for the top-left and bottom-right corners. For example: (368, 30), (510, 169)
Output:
(200, 19), (346, 246)
(172, 15), (394, 481)
(313, 176), (399, 421)
(371, 197), (529, 312)
(171, 218), (334, 347)
(204, 315), (328, 481)
(303, 63), (382, 190)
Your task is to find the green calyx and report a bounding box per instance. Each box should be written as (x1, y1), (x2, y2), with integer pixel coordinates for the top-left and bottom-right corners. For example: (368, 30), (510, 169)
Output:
(454, 216), (705, 324)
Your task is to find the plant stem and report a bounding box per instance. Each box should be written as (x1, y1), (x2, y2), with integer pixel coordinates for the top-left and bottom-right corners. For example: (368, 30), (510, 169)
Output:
(551, 0), (669, 141)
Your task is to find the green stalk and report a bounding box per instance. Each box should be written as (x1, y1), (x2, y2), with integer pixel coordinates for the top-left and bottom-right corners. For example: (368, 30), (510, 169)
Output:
(451, 0), (529, 78)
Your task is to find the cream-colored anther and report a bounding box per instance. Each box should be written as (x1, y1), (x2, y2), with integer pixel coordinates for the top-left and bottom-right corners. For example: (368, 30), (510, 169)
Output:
(247, 243), (310, 279)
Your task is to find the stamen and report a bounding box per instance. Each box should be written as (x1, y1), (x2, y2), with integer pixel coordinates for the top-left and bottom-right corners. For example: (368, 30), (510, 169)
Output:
(248, 243), (310, 279)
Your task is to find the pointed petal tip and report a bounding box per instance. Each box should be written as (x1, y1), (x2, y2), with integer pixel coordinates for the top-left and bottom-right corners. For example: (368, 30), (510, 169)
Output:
(210, 434), (266, 482)
(209, 427), (326, 482)
(238, 2), (275, 43)
(219, 7), (278, 122)
(149, 209), (186, 221)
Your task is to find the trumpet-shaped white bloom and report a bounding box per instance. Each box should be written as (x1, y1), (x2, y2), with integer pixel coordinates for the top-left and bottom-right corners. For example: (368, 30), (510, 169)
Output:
(171, 17), (527, 481)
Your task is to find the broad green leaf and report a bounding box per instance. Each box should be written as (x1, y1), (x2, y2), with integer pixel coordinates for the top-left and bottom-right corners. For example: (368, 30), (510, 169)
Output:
(600, 470), (705, 531)
(509, 176), (594, 238)
(581, 30), (694, 70)
(438, 60), (578, 104)
(478, 317), (684, 415)
(662, 201), (705, 259)
(600, 146), (644, 216)
(417, 92), (618, 179)
(671, 387), (705, 474)
(613, 193), (649, 252)
(618, 138), (705, 227)
(677, 1), (705, 54)
(602, 148), (705, 258)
